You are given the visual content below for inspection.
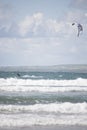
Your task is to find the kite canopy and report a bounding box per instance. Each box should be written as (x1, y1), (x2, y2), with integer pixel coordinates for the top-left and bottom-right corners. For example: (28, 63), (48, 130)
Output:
(77, 23), (83, 37)
(72, 23), (83, 37)
(77, 24), (83, 31)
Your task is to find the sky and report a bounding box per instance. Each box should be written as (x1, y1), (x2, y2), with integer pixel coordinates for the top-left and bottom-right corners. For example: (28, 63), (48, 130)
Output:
(0, 0), (87, 66)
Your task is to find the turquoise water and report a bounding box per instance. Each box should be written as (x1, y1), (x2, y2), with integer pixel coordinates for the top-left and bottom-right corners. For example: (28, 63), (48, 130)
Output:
(0, 65), (87, 127)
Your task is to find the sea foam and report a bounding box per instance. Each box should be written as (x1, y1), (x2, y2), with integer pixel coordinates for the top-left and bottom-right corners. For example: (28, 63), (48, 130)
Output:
(0, 113), (87, 127)
(0, 102), (87, 114)
(0, 78), (87, 86)
(0, 78), (87, 93)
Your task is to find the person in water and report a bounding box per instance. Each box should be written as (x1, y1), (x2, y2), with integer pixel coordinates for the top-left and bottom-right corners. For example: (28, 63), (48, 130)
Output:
(17, 73), (20, 77)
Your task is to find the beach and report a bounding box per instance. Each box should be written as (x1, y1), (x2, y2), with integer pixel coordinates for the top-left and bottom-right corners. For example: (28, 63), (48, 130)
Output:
(1, 125), (87, 130)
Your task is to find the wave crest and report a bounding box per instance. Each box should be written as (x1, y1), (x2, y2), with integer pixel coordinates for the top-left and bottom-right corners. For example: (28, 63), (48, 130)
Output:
(0, 78), (87, 86)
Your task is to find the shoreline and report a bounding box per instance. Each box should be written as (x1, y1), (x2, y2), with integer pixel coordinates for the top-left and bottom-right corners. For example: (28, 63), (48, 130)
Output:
(0, 125), (87, 130)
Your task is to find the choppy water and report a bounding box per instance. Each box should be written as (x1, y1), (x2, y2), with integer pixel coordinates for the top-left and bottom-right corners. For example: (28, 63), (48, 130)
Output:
(0, 66), (87, 127)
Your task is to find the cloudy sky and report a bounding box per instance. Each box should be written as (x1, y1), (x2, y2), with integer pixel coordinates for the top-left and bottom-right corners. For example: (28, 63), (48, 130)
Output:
(0, 0), (87, 66)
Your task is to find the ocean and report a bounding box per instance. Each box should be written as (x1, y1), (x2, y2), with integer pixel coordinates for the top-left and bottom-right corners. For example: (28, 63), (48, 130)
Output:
(0, 65), (87, 129)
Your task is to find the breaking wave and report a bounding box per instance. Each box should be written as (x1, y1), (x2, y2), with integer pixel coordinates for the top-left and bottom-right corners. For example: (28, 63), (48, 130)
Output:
(0, 78), (87, 93)
(0, 102), (87, 114)
(0, 102), (87, 126)
(0, 78), (87, 86)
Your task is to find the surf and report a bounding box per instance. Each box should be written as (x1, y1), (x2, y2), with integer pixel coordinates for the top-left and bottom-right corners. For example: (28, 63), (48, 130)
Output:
(0, 77), (87, 86)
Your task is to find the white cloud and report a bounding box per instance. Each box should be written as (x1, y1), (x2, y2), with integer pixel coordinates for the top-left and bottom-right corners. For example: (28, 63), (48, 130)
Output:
(18, 10), (87, 38)
(0, 4), (86, 38)
(46, 20), (64, 33)
(18, 12), (43, 36)
(18, 12), (74, 37)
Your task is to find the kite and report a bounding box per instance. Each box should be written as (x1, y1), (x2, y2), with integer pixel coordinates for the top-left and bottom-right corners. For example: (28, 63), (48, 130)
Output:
(72, 23), (83, 37)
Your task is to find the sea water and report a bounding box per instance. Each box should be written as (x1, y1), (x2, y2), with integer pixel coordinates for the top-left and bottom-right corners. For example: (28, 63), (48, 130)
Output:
(0, 65), (87, 128)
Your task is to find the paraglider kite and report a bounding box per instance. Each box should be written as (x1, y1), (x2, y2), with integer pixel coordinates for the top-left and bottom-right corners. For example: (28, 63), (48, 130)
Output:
(72, 23), (83, 37)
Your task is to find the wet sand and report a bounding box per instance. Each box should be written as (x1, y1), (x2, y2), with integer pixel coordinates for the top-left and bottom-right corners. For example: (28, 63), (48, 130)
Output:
(0, 125), (87, 130)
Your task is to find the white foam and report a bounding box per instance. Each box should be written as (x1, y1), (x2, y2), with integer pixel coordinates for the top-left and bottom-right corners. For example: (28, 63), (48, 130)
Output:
(0, 78), (87, 93)
(0, 86), (87, 92)
(0, 102), (87, 114)
(0, 103), (87, 127)
(0, 113), (87, 127)
(0, 77), (87, 86)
